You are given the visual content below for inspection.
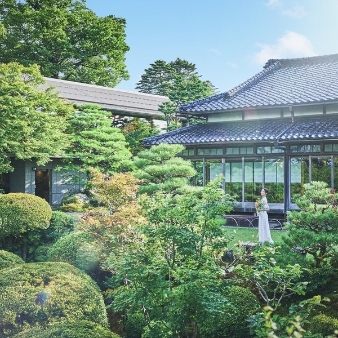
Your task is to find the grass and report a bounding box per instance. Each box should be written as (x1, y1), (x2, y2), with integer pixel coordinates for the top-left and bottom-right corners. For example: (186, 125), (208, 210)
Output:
(225, 226), (288, 248)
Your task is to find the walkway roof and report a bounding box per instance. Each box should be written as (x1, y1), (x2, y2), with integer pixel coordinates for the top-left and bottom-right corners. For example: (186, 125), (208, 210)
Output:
(42, 77), (168, 119)
(143, 115), (338, 146)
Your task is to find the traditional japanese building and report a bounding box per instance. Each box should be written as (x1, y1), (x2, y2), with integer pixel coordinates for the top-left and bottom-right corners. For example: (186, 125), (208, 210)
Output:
(143, 54), (338, 216)
(0, 79), (169, 207)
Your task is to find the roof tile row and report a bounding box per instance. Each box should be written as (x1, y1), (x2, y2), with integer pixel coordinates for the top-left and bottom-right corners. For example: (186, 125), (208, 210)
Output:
(143, 116), (338, 146)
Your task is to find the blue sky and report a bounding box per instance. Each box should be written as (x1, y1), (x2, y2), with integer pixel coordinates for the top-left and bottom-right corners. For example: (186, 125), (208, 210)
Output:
(85, 0), (338, 94)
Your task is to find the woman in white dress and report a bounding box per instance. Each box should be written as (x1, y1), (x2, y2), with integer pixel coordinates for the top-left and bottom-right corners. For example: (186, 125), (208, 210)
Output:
(255, 188), (273, 244)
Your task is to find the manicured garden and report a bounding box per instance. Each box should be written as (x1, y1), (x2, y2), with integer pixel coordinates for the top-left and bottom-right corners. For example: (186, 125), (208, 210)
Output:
(1, 145), (338, 337)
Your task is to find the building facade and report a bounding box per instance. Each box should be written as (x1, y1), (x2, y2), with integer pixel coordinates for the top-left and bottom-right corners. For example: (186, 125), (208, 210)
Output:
(1, 78), (169, 207)
(143, 54), (338, 215)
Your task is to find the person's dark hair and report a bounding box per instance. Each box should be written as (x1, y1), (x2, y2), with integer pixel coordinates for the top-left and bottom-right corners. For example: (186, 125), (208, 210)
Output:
(263, 188), (269, 194)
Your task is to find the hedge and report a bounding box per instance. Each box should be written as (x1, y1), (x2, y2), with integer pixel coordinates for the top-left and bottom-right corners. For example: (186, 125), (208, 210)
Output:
(48, 231), (101, 273)
(0, 250), (24, 270)
(12, 320), (120, 338)
(0, 262), (108, 337)
(0, 193), (52, 237)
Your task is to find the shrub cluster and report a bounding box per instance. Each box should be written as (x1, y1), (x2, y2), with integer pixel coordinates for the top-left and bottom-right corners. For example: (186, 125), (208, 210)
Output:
(12, 320), (120, 338)
(0, 250), (24, 270)
(0, 193), (52, 236)
(0, 262), (108, 337)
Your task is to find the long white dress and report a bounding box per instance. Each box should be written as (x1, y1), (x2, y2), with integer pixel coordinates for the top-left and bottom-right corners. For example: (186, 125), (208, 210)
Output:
(258, 197), (273, 244)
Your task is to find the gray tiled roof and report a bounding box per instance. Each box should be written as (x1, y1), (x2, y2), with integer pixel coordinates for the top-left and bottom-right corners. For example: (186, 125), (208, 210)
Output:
(179, 54), (338, 114)
(143, 116), (338, 146)
(42, 78), (168, 118)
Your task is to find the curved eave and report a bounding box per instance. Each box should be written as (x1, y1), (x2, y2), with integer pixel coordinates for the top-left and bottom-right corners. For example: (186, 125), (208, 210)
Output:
(178, 99), (338, 116)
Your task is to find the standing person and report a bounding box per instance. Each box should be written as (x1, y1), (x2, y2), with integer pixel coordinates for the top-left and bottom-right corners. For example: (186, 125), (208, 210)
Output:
(255, 188), (273, 244)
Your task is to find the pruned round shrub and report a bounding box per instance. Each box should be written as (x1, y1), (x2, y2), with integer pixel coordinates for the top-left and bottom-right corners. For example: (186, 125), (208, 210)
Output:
(0, 250), (24, 269)
(0, 193), (52, 237)
(0, 262), (108, 337)
(12, 320), (120, 338)
(307, 314), (338, 336)
(48, 231), (101, 273)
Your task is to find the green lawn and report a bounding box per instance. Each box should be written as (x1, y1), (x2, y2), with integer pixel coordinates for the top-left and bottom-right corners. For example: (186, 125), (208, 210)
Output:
(225, 226), (288, 248)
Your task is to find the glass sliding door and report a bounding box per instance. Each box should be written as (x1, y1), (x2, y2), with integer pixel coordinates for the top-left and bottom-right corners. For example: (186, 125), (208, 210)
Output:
(264, 158), (284, 203)
(290, 157), (309, 202)
(244, 159), (262, 202)
(192, 160), (204, 186)
(311, 156), (332, 188)
(225, 161), (243, 201)
(207, 160), (223, 182)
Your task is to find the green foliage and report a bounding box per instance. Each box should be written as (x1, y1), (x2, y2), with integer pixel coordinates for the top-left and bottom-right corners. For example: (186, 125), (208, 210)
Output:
(0, 0), (129, 87)
(133, 143), (196, 195)
(0, 262), (108, 337)
(248, 296), (329, 338)
(199, 286), (260, 338)
(107, 178), (234, 337)
(12, 320), (120, 338)
(0, 62), (73, 173)
(59, 194), (89, 212)
(141, 321), (173, 338)
(308, 314), (338, 337)
(0, 193), (52, 237)
(48, 231), (100, 273)
(136, 58), (216, 97)
(0, 250), (24, 269)
(136, 58), (217, 130)
(124, 313), (147, 338)
(0, 23), (6, 37)
(283, 181), (338, 287)
(0, 210), (75, 262)
(63, 104), (133, 176)
(121, 118), (160, 156)
(234, 245), (307, 310)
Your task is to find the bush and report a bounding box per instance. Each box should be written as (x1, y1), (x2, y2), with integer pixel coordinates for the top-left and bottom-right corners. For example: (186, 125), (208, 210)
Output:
(198, 286), (260, 338)
(124, 313), (147, 338)
(59, 193), (89, 212)
(0, 193), (52, 236)
(0, 211), (75, 262)
(46, 211), (76, 241)
(12, 320), (120, 338)
(307, 314), (338, 336)
(32, 211), (76, 262)
(0, 250), (24, 269)
(0, 262), (108, 337)
(141, 321), (173, 338)
(48, 231), (101, 273)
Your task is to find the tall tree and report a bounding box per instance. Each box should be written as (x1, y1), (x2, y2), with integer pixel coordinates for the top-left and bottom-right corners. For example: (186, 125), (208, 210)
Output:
(107, 177), (236, 337)
(136, 58), (217, 130)
(0, 0), (129, 87)
(64, 104), (134, 175)
(0, 62), (73, 174)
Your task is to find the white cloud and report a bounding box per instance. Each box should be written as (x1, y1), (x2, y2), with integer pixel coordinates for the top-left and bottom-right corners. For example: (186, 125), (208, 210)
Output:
(282, 5), (306, 18)
(253, 31), (315, 64)
(266, 1), (306, 18)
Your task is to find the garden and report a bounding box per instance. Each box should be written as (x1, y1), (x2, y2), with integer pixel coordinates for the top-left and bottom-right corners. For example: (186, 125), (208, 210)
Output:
(1, 144), (338, 337)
